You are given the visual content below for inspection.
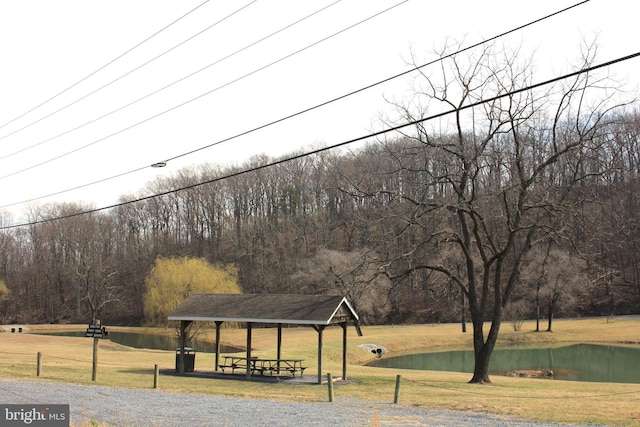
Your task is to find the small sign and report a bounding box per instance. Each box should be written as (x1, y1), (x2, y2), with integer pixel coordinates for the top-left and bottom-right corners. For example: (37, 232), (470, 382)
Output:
(85, 332), (104, 338)
(85, 325), (109, 338)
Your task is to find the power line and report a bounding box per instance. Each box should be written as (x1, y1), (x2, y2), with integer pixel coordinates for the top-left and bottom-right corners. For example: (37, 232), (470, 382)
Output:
(2, 49), (637, 230)
(0, 0), (338, 161)
(0, 0), (592, 210)
(0, 166), (150, 209)
(0, 0), (408, 183)
(0, 0), (210, 133)
(164, 0), (592, 164)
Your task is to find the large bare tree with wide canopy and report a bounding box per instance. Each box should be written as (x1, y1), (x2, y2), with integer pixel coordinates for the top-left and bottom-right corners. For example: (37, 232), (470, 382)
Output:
(360, 40), (632, 383)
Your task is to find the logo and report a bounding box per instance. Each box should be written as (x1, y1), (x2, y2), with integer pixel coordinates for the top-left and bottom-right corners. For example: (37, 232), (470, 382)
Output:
(1, 405), (69, 426)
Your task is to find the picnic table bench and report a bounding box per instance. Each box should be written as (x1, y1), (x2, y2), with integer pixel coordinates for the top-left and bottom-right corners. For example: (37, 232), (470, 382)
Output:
(219, 356), (306, 377)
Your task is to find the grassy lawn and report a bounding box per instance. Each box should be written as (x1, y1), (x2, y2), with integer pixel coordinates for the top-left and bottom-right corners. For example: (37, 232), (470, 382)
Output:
(1, 317), (639, 426)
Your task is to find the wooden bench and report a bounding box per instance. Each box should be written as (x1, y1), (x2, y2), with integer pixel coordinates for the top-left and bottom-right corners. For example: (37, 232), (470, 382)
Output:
(219, 356), (251, 374)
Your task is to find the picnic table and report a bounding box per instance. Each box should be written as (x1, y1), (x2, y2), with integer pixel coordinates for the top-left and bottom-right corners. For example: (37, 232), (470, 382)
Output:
(219, 356), (306, 377)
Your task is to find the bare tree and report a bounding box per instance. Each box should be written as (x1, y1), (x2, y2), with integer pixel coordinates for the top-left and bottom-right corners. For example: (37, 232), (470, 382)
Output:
(69, 211), (120, 323)
(520, 241), (587, 332)
(361, 39), (629, 383)
(292, 248), (391, 323)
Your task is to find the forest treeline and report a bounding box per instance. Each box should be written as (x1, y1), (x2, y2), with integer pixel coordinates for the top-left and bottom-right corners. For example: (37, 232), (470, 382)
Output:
(1, 109), (639, 326)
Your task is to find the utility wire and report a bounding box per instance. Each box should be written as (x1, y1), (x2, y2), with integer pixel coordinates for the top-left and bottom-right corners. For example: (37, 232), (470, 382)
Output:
(0, 0), (210, 133)
(0, 0), (258, 153)
(164, 0), (591, 164)
(0, 0), (408, 183)
(0, 0), (338, 161)
(0, 0), (591, 210)
(2, 49), (637, 230)
(0, 166), (151, 209)
(0, 0), (343, 209)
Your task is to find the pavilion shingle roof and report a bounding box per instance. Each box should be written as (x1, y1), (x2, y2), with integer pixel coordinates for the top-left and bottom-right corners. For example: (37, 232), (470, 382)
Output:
(167, 293), (359, 325)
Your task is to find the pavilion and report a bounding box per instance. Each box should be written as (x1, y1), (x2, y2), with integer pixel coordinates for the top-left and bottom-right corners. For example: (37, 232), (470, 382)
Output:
(168, 293), (362, 384)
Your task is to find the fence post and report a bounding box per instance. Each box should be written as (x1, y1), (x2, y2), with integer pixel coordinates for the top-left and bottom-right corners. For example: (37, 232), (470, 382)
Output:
(153, 364), (159, 389)
(394, 374), (402, 404)
(327, 373), (334, 402)
(36, 352), (42, 377)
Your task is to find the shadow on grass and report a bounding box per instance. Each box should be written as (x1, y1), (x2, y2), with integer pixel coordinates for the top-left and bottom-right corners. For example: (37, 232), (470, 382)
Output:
(156, 369), (350, 385)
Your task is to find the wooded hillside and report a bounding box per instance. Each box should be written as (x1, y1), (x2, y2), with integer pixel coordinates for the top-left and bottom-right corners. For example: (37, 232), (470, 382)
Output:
(2, 108), (639, 325)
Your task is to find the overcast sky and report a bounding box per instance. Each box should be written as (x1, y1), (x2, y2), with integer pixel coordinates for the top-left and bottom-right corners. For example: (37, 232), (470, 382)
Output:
(0, 0), (638, 222)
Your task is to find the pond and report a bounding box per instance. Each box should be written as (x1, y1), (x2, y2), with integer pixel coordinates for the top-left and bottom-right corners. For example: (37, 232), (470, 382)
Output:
(368, 344), (640, 384)
(35, 330), (241, 353)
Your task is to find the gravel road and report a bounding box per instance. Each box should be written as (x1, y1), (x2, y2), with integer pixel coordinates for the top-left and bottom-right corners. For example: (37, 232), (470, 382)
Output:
(0, 379), (600, 426)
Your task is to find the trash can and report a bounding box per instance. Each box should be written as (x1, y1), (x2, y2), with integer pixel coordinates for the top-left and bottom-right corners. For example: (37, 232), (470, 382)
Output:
(175, 347), (195, 372)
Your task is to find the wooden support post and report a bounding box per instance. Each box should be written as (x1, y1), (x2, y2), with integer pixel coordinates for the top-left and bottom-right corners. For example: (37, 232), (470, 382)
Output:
(277, 324), (282, 374)
(91, 336), (99, 381)
(179, 321), (186, 374)
(246, 322), (252, 379)
(178, 320), (192, 374)
(315, 325), (325, 385)
(341, 322), (348, 381)
(394, 374), (402, 404)
(327, 372), (334, 402)
(91, 319), (100, 382)
(214, 321), (222, 371)
(36, 352), (41, 377)
(153, 364), (159, 389)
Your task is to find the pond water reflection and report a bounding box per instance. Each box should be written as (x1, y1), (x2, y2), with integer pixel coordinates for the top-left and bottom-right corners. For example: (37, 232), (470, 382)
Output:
(368, 344), (640, 383)
(37, 330), (240, 353)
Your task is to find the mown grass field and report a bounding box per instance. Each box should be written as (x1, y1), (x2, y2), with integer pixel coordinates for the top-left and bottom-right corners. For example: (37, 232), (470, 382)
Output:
(1, 317), (639, 426)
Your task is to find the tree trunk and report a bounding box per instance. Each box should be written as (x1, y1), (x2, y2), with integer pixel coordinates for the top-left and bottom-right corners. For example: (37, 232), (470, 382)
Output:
(468, 322), (493, 383)
(461, 292), (467, 333)
(535, 285), (540, 332)
(469, 344), (492, 383)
